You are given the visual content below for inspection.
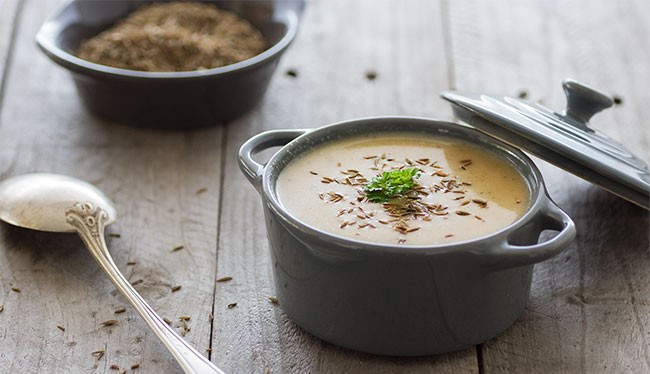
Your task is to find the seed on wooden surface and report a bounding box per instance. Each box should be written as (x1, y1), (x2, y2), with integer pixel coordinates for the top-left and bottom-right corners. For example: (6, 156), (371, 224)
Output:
(109, 233), (121, 238)
(11, 287), (20, 293)
(216, 276), (232, 283)
(179, 316), (191, 321)
(57, 325), (65, 331)
(196, 187), (207, 194)
(286, 69), (298, 78)
(227, 302), (237, 309)
(92, 349), (105, 360)
(114, 307), (126, 314)
(170, 245), (184, 252)
(100, 319), (119, 327)
(365, 69), (378, 81)
(267, 296), (279, 304)
(171, 285), (182, 292)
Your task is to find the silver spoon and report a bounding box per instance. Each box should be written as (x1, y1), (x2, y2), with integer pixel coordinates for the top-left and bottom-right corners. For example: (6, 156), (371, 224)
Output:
(0, 173), (224, 374)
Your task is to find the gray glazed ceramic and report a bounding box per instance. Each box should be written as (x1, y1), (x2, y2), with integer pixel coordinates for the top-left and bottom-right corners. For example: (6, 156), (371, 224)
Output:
(238, 117), (576, 356)
(36, 0), (304, 129)
(442, 79), (650, 210)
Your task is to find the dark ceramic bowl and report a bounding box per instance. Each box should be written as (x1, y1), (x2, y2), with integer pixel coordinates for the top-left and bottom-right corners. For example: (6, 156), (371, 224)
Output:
(239, 117), (576, 356)
(36, 0), (304, 129)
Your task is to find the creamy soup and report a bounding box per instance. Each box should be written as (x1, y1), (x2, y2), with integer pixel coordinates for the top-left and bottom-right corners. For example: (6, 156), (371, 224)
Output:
(276, 133), (530, 245)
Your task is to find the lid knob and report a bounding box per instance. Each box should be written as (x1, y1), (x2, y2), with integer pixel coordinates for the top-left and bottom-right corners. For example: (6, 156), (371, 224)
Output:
(561, 79), (614, 130)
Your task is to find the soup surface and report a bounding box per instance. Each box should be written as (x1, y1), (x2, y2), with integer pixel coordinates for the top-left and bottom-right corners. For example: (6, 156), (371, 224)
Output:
(276, 132), (530, 245)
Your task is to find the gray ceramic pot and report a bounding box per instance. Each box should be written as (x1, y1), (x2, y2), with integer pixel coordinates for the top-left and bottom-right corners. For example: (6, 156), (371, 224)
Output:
(238, 117), (575, 356)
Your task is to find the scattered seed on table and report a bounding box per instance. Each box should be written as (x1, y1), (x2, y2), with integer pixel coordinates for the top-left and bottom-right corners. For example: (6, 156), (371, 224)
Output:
(131, 363), (140, 370)
(110, 364), (120, 370)
(100, 319), (119, 327)
(109, 233), (121, 238)
(11, 287), (20, 293)
(216, 276), (232, 283)
(179, 316), (191, 321)
(267, 296), (279, 304)
(171, 285), (182, 292)
(57, 325), (65, 332)
(365, 69), (378, 80)
(114, 307), (126, 314)
(131, 279), (144, 286)
(126, 260), (136, 266)
(92, 349), (105, 360)
(227, 302), (237, 309)
(170, 245), (184, 252)
(286, 69), (298, 78)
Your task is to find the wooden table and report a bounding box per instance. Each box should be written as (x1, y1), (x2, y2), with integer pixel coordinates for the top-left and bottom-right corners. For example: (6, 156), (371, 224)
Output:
(1, 0), (648, 372)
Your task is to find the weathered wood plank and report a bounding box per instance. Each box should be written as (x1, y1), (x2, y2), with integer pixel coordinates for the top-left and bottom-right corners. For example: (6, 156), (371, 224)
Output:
(0, 0), (20, 112)
(0, 0), (223, 372)
(212, 0), (477, 373)
(447, 0), (650, 372)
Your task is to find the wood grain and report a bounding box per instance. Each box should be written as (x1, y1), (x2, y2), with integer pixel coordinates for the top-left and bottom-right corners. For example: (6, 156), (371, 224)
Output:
(212, 0), (477, 373)
(0, 0), (21, 111)
(447, 0), (650, 372)
(0, 0), (223, 372)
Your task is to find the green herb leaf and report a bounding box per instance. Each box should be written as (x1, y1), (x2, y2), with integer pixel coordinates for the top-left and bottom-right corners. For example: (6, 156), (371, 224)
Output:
(364, 168), (420, 203)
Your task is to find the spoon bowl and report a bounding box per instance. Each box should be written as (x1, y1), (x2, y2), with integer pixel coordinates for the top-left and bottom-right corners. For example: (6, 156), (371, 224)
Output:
(0, 173), (224, 374)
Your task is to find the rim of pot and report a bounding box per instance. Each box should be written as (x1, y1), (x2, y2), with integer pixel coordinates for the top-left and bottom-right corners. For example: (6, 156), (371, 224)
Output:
(261, 116), (549, 257)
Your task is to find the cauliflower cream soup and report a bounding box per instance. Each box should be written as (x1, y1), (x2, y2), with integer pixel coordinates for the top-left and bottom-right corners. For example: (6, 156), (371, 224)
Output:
(276, 132), (530, 245)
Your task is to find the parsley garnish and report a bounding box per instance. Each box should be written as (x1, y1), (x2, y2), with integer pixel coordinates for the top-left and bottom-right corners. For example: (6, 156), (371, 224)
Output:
(364, 168), (420, 203)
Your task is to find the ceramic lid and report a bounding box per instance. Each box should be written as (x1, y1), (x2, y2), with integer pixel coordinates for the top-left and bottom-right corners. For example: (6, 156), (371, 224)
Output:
(441, 79), (650, 210)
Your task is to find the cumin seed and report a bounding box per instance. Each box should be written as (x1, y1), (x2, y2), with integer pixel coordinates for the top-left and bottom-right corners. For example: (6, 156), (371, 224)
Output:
(131, 364), (140, 370)
(110, 364), (120, 370)
(114, 307), (126, 314)
(126, 260), (136, 266)
(100, 319), (119, 327)
(179, 316), (191, 321)
(227, 302), (237, 309)
(196, 187), (208, 194)
(309, 171), (318, 175)
(57, 325), (65, 332)
(217, 276), (232, 282)
(171, 285), (182, 292)
(11, 287), (20, 293)
(445, 234), (454, 238)
(109, 233), (121, 238)
(267, 296), (279, 304)
(92, 350), (105, 360)
(170, 245), (184, 252)
(455, 210), (471, 216)
(163, 317), (172, 325)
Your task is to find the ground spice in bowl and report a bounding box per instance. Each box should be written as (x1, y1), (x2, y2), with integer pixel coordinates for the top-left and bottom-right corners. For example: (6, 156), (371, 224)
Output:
(77, 1), (267, 72)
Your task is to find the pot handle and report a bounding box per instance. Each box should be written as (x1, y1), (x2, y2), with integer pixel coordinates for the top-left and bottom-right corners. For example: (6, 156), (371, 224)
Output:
(484, 195), (576, 270)
(238, 129), (310, 193)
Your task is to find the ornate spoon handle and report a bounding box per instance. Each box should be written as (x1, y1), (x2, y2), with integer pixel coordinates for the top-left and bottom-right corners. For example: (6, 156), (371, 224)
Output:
(66, 203), (225, 374)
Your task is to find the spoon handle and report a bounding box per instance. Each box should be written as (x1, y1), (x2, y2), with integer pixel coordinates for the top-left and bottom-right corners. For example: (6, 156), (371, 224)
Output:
(66, 203), (225, 374)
